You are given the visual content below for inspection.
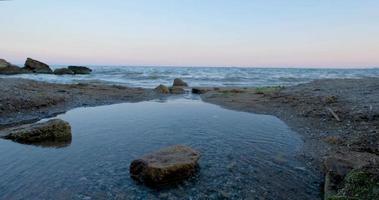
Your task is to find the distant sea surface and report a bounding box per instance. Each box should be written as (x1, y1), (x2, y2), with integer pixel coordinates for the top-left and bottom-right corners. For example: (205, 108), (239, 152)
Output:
(2, 66), (379, 88)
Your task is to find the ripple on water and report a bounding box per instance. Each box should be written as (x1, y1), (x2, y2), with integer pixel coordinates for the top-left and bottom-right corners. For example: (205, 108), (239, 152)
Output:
(0, 98), (321, 200)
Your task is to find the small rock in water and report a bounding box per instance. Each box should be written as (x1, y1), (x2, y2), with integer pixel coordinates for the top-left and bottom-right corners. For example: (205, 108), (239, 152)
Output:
(130, 145), (200, 187)
(191, 88), (211, 94)
(0, 119), (72, 144)
(173, 78), (188, 87)
(154, 84), (170, 94)
(54, 68), (75, 75)
(68, 66), (92, 74)
(170, 86), (185, 94)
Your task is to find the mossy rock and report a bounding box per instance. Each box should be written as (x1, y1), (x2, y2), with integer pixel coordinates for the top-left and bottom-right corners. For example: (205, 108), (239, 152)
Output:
(329, 168), (379, 200)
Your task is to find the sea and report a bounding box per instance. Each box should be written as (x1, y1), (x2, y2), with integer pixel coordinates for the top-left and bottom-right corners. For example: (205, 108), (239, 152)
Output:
(2, 66), (379, 88)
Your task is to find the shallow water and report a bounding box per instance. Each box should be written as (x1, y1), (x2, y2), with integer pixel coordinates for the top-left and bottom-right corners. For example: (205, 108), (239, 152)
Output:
(0, 97), (321, 200)
(2, 66), (379, 88)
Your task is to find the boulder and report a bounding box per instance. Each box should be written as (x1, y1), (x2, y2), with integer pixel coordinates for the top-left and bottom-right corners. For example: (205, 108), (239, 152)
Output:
(0, 59), (27, 75)
(24, 58), (53, 74)
(0, 119), (72, 144)
(173, 78), (188, 87)
(68, 66), (92, 74)
(154, 84), (170, 94)
(170, 86), (185, 94)
(0, 59), (10, 68)
(54, 68), (75, 75)
(130, 145), (200, 187)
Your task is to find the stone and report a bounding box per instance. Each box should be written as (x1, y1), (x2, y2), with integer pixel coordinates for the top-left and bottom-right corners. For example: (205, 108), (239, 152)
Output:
(173, 78), (188, 87)
(68, 66), (92, 74)
(0, 59), (27, 74)
(0, 119), (72, 144)
(154, 84), (170, 94)
(130, 145), (200, 187)
(54, 68), (75, 75)
(170, 86), (185, 94)
(0, 65), (27, 75)
(24, 58), (53, 74)
(192, 88), (212, 94)
(0, 59), (10, 68)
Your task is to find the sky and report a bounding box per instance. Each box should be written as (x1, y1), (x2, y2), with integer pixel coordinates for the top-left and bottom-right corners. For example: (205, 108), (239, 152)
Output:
(0, 0), (379, 68)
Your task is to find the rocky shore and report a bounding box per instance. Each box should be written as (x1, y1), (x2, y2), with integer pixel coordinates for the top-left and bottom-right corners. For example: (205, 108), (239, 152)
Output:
(196, 78), (379, 199)
(0, 78), (157, 128)
(0, 76), (378, 199)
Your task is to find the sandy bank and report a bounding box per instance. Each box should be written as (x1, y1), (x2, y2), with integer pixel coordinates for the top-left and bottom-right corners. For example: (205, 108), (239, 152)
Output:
(198, 78), (379, 199)
(0, 78), (156, 128)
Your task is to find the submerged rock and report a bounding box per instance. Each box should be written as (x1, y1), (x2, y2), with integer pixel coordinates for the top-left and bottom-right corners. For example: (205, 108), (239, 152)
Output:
(170, 86), (185, 94)
(173, 78), (188, 87)
(68, 66), (92, 74)
(154, 84), (170, 94)
(54, 68), (75, 75)
(24, 58), (53, 74)
(0, 119), (72, 144)
(130, 145), (200, 187)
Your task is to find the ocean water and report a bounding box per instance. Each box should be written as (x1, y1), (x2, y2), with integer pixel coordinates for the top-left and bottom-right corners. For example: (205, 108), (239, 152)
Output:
(0, 97), (321, 200)
(2, 66), (379, 88)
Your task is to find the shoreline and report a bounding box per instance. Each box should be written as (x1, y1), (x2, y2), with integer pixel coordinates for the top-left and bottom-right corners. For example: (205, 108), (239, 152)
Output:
(0, 78), (157, 128)
(1, 77), (378, 199)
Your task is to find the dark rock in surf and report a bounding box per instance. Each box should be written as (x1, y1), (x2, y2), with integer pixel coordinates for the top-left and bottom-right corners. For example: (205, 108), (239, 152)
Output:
(154, 84), (170, 94)
(0, 119), (72, 144)
(54, 68), (75, 75)
(24, 58), (53, 74)
(130, 145), (200, 187)
(68, 66), (92, 74)
(173, 78), (188, 87)
(170, 86), (185, 94)
(192, 87), (212, 94)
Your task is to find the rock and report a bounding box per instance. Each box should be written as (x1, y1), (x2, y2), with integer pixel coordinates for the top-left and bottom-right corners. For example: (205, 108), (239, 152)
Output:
(0, 59), (27, 75)
(170, 86), (185, 94)
(154, 84), (170, 94)
(68, 66), (92, 74)
(0, 65), (27, 75)
(24, 58), (53, 74)
(0, 119), (72, 144)
(0, 59), (10, 68)
(173, 78), (188, 87)
(192, 88), (212, 94)
(54, 68), (75, 75)
(130, 145), (200, 187)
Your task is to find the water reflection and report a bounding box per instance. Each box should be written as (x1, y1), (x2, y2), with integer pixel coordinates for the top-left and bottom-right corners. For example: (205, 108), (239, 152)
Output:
(0, 98), (321, 200)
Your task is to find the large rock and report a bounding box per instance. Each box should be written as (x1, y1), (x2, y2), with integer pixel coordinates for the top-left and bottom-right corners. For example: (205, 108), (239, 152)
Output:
(154, 84), (170, 94)
(0, 59), (10, 68)
(130, 145), (200, 187)
(68, 66), (92, 74)
(0, 59), (27, 75)
(54, 68), (75, 75)
(173, 78), (188, 87)
(0, 119), (72, 144)
(24, 58), (53, 74)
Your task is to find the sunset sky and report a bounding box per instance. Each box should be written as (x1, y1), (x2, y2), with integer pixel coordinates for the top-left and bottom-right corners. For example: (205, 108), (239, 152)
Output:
(1, 0), (378, 68)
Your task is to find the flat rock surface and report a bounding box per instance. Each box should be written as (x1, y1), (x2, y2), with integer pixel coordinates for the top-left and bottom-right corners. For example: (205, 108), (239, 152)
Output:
(130, 145), (200, 186)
